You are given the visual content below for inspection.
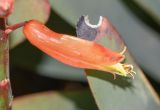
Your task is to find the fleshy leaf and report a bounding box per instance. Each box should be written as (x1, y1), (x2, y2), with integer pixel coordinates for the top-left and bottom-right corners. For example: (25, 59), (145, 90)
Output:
(8, 0), (50, 48)
(76, 16), (160, 110)
(134, 0), (160, 24)
(13, 90), (98, 110)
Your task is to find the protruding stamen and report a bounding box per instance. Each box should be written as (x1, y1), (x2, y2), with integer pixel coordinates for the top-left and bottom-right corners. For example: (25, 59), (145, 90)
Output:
(113, 73), (116, 80)
(122, 63), (136, 78)
(129, 72), (134, 79)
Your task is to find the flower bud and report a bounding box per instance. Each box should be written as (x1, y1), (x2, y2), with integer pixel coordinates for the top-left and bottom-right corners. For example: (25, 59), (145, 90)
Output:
(0, 0), (14, 18)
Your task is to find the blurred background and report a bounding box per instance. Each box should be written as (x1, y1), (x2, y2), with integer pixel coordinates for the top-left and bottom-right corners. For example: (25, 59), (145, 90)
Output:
(8, 0), (160, 110)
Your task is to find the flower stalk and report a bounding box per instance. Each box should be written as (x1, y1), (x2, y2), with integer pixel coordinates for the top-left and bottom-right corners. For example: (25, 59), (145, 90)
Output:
(0, 18), (12, 110)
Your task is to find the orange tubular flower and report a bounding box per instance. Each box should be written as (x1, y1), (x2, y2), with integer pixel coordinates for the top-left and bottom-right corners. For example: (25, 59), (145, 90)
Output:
(23, 20), (135, 78)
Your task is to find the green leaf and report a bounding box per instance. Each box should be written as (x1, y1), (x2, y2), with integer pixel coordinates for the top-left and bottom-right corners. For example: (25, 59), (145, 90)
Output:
(134, 0), (160, 23)
(76, 15), (160, 110)
(86, 52), (160, 110)
(8, 0), (50, 48)
(13, 90), (98, 110)
(50, 0), (160, 84)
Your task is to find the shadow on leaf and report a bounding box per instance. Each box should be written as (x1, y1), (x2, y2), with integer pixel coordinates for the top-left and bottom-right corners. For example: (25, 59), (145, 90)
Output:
(85, 69), (134, 89)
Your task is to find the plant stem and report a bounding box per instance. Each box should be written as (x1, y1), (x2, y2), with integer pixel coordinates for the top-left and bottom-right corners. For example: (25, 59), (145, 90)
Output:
(5, 21), (27, 34)
(0, 18), (12, 110)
